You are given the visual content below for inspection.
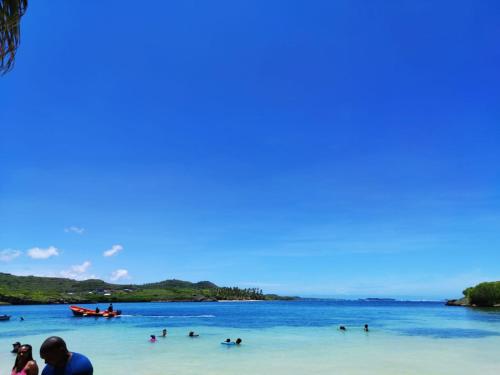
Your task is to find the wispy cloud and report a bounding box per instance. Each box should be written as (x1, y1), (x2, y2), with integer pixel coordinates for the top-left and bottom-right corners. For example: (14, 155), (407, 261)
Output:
(0, 249), (22, 262)
(27, 246), (59, 259)
(103, 244), (123, 257)
(110, 269), (130, 282)
(59, 261), (95, 280)
(64, 226), (85, 235)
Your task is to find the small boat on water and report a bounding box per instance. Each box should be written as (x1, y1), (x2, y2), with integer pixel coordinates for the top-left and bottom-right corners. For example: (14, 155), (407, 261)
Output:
(70, 305), (121, 318)
(0, 315), (11, 321)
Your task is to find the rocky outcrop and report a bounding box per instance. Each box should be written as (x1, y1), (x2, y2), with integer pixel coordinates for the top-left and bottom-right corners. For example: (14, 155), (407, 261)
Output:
(445, 297), (469, 306)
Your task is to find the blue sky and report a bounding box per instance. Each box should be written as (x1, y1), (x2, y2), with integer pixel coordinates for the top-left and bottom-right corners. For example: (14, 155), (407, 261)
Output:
(1, 1), (499, 299)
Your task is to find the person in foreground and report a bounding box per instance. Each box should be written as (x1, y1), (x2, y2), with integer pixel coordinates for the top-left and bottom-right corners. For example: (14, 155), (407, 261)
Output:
(40, 336), (93, 375)
(12, 344), (38, 375)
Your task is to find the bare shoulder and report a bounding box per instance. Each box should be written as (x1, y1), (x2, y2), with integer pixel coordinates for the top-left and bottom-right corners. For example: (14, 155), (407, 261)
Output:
(26, 360), (39, 375)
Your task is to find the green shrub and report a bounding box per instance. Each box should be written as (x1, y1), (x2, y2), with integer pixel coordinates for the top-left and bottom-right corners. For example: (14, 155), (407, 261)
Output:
(468, 282), (500, 306)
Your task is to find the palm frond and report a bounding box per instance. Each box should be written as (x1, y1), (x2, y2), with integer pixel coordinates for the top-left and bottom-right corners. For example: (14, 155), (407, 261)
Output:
(0, 0), (28, 75)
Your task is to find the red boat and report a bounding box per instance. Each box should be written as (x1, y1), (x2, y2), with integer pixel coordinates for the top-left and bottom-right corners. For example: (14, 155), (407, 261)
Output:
(70, 305), (121, 318)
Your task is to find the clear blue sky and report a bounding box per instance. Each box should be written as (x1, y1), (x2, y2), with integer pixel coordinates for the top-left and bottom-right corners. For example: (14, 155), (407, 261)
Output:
(1, 1), (499, 299)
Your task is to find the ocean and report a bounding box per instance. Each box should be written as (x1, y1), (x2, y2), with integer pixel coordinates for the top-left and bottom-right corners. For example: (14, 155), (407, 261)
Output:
(1, 300), (500, 374)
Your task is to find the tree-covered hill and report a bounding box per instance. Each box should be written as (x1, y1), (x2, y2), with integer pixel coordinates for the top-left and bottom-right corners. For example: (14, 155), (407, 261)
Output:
(0, 273), (294, 304)
(447, 281), (500, 307)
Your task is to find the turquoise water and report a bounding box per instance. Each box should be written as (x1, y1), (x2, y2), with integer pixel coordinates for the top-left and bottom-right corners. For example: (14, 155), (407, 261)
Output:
(1, 300), (500, 374)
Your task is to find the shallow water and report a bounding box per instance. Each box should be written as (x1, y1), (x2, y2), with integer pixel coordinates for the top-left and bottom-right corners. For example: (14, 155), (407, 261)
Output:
(1, 300), (500, 374)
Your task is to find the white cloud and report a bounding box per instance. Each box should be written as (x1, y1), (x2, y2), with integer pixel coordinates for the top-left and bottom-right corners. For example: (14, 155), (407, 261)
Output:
(110, 269), (130, 282)
(0, 249), (22, 262)
(64, 226), (85, 234)
(27, 246), (59, 259)
(60, 261), (95, 280)
(103, 244), (123, 257)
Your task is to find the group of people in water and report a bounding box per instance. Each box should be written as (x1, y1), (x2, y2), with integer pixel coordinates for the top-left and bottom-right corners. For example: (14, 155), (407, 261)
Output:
(339, 324), (369, 332)
(148, 328), (242, 345)
(10, 336), (93, 375)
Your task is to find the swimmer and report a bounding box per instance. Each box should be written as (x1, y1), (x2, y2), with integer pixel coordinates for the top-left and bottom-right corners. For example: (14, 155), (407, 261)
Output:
(149, 335), (157, 343)
(235, 338), (242, 345)
(364, 324), (369, 332)
(188, 331), (199, 337)
(225, 338), (231, 343)
(161, 329), (167, 337)
(339, 325), (347, 331)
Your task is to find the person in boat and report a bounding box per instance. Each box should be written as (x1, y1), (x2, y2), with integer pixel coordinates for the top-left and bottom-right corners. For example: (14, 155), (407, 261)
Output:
(235, 338), (242, 345)
(12, 344), (38, 375)
(161, 329), (167, 337)
(364, 324), (369, 332)
(40, 336), (93, 375)
(12, 342), (21, 354)
(188, 331), (199, 337)
(149, 335), (157, 343)
(107, 303), (113, 313)
(94, 307), (100, 314)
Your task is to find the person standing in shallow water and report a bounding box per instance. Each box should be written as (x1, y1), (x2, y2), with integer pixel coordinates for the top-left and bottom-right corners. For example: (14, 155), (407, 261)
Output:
(12, 344), (38, 375)
(40, 336), (93, 375)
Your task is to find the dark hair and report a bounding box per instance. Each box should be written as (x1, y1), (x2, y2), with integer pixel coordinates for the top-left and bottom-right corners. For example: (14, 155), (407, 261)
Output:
(40, 336), (68, 357)
(13, 344), (34, 371)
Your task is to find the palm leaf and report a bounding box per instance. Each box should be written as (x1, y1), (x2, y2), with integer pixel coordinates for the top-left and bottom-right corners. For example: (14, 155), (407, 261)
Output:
(0, 0), (28, 75)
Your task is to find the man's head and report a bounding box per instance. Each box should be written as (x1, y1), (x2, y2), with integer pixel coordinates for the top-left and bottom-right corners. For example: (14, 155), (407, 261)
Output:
(40, 336), (69, 367)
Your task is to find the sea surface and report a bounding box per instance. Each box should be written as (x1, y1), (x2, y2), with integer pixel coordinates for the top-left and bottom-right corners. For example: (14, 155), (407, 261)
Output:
(1, 300), (500, 374)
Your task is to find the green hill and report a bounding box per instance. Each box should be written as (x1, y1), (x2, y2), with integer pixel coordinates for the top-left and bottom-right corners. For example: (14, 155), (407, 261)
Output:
(0, 273), (294, 304)
(447, 281), (500, 307)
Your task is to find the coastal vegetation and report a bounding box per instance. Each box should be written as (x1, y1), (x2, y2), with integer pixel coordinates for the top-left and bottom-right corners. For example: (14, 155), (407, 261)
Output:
(0, 0), (28, 74)
(447, 281), (500, 307)
(463, 281), (500, 307)
(0, 273), (294, 304)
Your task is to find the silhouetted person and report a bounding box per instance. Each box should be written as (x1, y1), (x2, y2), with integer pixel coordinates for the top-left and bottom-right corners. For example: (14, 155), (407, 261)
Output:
(161, 329), (167, 337)
(225, 338), (231, 343)
(364, 324), (369, 332)
(12, 344), (38, 375)
(12, 342), (21, 354)
(339, 325), (347, 331)
(235, 338), (242, 345)
(107, 303), (113, 313)
(95, 307), (100, 314)
(188, 331), (199, 337)
(40, 336), (93, 375)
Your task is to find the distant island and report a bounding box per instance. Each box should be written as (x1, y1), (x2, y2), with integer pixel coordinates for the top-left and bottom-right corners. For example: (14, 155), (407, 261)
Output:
(446, 281), (500, 307)
(0, 273), (296, 305)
